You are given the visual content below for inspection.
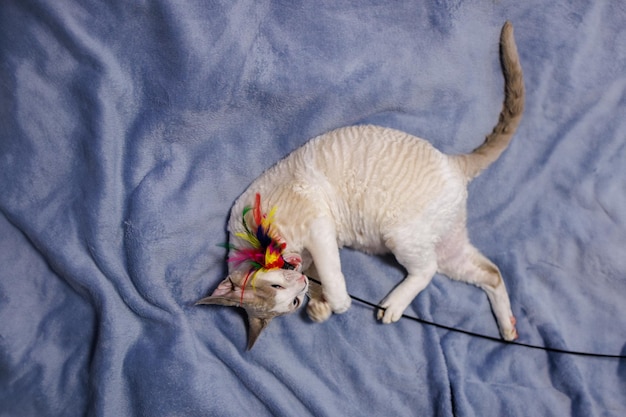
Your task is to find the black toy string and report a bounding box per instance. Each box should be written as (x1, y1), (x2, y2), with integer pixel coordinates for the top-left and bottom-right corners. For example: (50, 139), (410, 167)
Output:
(307, 278), (626, 360)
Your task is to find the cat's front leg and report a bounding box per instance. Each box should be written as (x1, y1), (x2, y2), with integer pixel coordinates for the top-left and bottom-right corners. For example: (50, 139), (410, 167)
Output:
(305, 270), (333, 323)
(305, 217), (352, 315)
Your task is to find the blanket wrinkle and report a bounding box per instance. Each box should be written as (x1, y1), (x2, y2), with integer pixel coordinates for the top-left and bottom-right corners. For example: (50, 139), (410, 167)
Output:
(2, 1), (626, 416)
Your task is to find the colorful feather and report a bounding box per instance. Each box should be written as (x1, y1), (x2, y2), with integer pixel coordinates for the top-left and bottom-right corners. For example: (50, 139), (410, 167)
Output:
(226, 193), (287, 303)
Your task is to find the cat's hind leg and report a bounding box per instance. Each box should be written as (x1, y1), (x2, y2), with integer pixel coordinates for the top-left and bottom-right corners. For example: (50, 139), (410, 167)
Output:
(436, 231), (518, 340)
(378, 235), (438, 324)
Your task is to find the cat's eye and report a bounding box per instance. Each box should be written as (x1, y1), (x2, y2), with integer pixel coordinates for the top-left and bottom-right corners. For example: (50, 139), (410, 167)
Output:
(271, 284), (284, 289)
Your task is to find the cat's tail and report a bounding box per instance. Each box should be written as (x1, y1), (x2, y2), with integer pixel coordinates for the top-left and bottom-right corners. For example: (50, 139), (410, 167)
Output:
(454, 21), (525, 180)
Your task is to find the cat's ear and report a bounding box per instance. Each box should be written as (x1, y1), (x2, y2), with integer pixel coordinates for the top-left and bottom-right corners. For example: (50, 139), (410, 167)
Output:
(283, 253), (302, 271)
(247, 316), (272, 350)
(196, 277), (242, 307)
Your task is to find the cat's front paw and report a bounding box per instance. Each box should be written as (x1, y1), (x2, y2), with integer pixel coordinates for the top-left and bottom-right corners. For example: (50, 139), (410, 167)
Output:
(328, 294), (351, 314)
(307, 298), (333, 323)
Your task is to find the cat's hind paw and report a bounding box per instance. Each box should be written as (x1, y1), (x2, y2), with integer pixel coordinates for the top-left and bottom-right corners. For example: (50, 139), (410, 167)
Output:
(500, 316), (518, 341)
(307, 298), (332, 323)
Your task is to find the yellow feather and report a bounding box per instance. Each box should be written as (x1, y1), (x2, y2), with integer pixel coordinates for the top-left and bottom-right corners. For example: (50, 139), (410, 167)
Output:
(235, 231), (260, 248)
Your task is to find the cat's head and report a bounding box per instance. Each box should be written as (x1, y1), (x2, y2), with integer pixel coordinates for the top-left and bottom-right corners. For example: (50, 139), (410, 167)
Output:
(197, 254), (308, 349)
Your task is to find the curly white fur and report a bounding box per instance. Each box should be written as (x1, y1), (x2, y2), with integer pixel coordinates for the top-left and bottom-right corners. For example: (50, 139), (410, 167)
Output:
(200, 21), (524, 349)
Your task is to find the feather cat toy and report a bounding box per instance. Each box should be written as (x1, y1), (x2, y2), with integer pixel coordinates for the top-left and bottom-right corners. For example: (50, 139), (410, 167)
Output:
(198, 21), (525, 349)
(226, 193), (294, 303)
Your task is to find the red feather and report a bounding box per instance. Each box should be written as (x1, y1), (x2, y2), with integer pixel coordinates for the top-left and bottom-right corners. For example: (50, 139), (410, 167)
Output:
(227, 193), (287, 293)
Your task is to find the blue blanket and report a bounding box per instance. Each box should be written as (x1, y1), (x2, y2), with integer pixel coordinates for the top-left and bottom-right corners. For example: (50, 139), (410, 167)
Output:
(2, 1), (625, 416)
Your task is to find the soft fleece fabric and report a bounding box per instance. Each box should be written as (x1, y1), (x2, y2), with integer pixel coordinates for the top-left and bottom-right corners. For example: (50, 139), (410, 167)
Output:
(1, 1), (625, 416)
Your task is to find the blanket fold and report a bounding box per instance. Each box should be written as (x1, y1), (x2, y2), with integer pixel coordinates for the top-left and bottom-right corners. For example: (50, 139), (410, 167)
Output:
(1, 1), (625, 416)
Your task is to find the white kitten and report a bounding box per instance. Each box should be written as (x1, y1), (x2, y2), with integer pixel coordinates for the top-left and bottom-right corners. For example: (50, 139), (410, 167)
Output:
(198, 21), (524, 349)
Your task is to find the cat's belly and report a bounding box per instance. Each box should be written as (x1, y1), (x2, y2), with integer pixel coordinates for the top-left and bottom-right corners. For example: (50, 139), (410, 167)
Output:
(336, 225), (389, 254)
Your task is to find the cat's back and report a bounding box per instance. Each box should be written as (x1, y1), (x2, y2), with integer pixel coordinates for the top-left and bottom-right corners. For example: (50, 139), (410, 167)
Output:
(238, 124), (464, 211)
(301, 125), (466, 232)
(231, 125), (466, 251)
(304, 125), (462, 194)
(307, 124), (445, 165)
